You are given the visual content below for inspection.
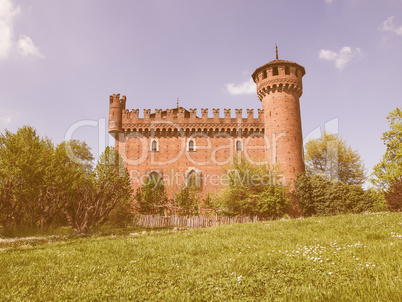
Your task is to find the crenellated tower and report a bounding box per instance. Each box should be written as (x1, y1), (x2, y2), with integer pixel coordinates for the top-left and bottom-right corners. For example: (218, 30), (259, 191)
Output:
(252, 47), (305, 186)
(108, 93), (126, 134)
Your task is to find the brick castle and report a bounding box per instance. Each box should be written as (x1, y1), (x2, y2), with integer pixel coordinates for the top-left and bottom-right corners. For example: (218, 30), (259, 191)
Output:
(109, 50), (305, 197)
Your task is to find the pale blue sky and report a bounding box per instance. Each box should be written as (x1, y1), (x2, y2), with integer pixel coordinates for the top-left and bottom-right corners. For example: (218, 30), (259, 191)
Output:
(1, 0), (401, 185)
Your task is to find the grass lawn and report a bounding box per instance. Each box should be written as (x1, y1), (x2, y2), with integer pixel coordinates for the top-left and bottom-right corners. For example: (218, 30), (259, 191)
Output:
(0, 212), (401, 301)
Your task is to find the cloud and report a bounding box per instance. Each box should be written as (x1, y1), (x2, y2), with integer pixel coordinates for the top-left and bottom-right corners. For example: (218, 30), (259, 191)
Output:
(0, 0), (44, 60)
(17, 35), (45, 58)
(381, 16), (402, 36)
(0, 0), (20, 60)
(226, 79), (255, 95)
(0, 107), (13, 125)
(319, 46), (362, 70)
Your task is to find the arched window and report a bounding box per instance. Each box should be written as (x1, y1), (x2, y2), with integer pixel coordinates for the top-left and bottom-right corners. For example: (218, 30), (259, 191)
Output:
(150, 139), (158, 152)
(236, 139), (242, 152)
(187, 170), (201, 188)
(187, 139), (196, 152)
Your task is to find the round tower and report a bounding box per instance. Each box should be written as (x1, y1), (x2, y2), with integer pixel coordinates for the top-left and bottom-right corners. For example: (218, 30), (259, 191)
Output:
(108, 93), (126, 134)
(251, 47), (306, 186)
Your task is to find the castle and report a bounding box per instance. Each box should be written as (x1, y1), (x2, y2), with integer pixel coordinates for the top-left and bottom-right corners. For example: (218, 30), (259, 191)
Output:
(109, 50), (305, 197)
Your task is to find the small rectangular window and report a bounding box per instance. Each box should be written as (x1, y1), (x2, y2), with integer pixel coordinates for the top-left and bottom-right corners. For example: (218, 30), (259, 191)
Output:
(285, 66), (290, 75)
(273, 67), (279, 76)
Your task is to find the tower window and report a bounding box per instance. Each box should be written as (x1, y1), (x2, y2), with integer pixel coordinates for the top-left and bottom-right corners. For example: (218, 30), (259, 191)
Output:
(150, 139), (159, 152)
(273, 67), (279, 76)
(263, 70), (267, 79)
(187, 139), (196, 152)
(285, 66), (290, 75)
(235, 139), (242, 152)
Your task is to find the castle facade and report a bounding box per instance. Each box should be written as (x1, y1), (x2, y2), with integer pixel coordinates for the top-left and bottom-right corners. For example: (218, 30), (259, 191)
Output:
(108, 53), (305, 197)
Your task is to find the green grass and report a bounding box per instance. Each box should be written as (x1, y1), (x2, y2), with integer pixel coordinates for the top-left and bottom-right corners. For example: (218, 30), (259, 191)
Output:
(0, 212), (401, 301)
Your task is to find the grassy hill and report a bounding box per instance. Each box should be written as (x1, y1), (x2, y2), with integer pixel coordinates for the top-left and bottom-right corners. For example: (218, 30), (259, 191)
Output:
(0, 212), (401, 301)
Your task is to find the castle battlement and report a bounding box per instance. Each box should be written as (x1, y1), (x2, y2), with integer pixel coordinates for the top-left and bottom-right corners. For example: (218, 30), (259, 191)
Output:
(108, 94), (265, 135)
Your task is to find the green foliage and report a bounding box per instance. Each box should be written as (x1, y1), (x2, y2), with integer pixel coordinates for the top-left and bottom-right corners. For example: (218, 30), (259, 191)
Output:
(372, 107), (402, 190)
(0, 126), (54, 228)
(385, 177), (402, 212)
(305, 133), (367, 185)
(62, 146), (133, 233)
(135, 172), (168, 215)
(0, 126), (133, 234)
(0, 213), (401, 301)
(295, 174), (382, 217)
(220, 155), (289, 218)
(175, 184), (200, 216)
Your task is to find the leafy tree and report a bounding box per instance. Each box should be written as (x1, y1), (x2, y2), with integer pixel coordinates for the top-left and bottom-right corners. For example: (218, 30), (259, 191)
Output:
(220, 155), (289, 219)
(135, 172), (168, 215)
(305, 133), (366, 186)
(384, 177), (402, 212)
(40, 140), (94, 229)
(175, 183), (200, 216)
(371, 107), (402, 190)
(62, 146), (132, 233)
(0, 126), (53, 228)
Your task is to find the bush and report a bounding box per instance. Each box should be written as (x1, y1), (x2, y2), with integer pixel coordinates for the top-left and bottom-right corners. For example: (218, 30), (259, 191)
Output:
(219, 155), (290, 219)
(295, 173), (381, 217)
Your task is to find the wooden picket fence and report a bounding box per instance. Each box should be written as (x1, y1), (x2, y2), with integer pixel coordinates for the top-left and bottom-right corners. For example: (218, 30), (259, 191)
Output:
(133, 215), (261, 229)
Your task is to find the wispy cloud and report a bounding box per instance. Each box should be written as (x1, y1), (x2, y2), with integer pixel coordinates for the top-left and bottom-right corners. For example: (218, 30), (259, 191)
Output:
(0, 107), (14, 125)
(381, 16), (402, 36)
(17, 35), (45, 58)
(0, 0), (44, 60)
(0, 0), (20, 60)
(319, 46), (362, 70)
(226, 79), (255, 96)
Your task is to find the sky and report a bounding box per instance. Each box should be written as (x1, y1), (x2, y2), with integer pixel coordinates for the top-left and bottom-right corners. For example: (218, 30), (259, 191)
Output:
(0, 0), (401, 186)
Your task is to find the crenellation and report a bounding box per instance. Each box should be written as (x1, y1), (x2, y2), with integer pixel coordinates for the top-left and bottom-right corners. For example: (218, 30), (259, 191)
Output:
(213, 108), (220, 119)
(235, 109), (242, 119)
(144, 109), (150, 119)
(258, 109), (264, 120)
(247, 109), (254, 119)
(201, 108), (208, 119)
(131, 109), (139, 119)
(166, 109), (173, 118)
(189, 108), (197, 119)
(155, 109), (162, 119)
(224, 109), (231, 119)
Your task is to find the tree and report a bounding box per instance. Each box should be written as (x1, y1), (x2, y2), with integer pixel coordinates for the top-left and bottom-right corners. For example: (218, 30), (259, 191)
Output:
(0, 126), (53, 228)
(43, 140), (94, 229)
(62, 146), (133, 233)
(175, 177), (201, 216)
(135, 172), (168, 215)
(305, 133), (366, 186)
(371, 107), (402, 190)
(384, 177), (402, 212)
(219, 155), (289, 219)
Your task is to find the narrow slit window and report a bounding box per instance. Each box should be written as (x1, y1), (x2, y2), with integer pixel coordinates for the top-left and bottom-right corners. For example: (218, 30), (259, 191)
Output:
(150, 139), (158, 152)
(236, 140), (242, 152)
(285, 66), (290, 75)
